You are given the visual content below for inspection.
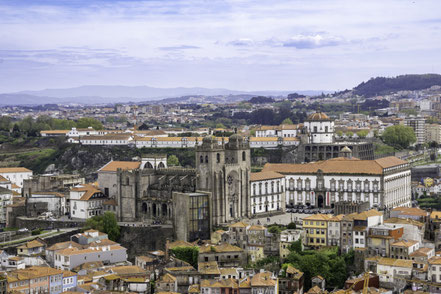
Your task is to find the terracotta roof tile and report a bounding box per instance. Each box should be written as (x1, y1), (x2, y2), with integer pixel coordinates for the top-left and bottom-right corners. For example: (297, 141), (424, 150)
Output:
(262, 156), (407, 176)
(250, 171), (284, 182)
(0, 167), (32, 173)
(99, 161), (141, 172)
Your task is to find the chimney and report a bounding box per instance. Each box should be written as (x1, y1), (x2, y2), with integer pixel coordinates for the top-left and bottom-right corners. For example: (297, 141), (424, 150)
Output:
(165, 239), (170, 261)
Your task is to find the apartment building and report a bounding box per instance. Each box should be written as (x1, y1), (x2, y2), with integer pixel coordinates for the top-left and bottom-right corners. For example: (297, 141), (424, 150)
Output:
(302, 214), (330, 248)
(6, 266), (64, 294)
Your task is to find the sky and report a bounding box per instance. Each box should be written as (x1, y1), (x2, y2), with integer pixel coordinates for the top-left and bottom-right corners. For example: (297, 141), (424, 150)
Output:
(0, 0), (440, 93)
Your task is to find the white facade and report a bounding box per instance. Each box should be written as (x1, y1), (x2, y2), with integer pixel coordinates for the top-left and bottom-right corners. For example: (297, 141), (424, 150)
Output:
(67, 127), (98, 137)
(70, 185), (107, 220)
(264, 157), (411, 209)
(250, 176), (285, 215)
(303, 115), (334, 144)
(0, 189), (13, 224)
(28, 192), (66, 217)
(376, 259), (412, 283)
(284, 173), (383, 208)
(255, 125), (298, 138)
(0, 167), (33, 188)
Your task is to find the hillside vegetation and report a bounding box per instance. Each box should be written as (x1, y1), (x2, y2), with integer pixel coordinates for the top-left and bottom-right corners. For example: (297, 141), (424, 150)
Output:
(353, 74), (441, 97)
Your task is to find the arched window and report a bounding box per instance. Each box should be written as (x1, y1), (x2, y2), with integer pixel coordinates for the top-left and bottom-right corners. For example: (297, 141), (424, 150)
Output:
(217, 153), (220, 163)
(271, 181), (274, 193)
(200, 156), (203, 163)
(205, 155), (209, 163)
(253, 184), (256, 196)
(265, 182), (268, 194)
(126, 177), (130, 185)
(242, 151), (246, 161)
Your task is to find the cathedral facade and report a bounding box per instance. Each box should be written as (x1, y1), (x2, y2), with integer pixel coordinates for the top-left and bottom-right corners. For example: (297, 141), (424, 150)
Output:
(100, 134), (251, 227)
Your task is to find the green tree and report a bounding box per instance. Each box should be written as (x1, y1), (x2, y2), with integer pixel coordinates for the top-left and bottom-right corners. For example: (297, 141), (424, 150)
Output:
(287, 222), (296, 229)
(268, 225), (283, 234)
(282, 118), (294, 125)
(215, 123), (226, 129)
(336, 130), (343, 137)
(76, 117), (104, 130)
(170, 246), (199, 268)
(356, 130), (369, 138)
(289, 239), (302, 254)
(84, 212), (120, 241)
(12, 124), (21, 138)
(167, 155), (180, 166)
(345, 131), (354, 138)
(0, 116), (12, 132)
(382, 125), (416, 149)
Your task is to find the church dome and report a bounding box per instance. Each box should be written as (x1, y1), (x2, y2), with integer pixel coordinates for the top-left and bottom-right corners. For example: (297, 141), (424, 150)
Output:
(307, 111), (330, 121)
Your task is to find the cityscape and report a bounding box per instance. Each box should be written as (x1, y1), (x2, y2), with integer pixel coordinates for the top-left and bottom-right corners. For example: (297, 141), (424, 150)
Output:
(1, 1), (441, 294)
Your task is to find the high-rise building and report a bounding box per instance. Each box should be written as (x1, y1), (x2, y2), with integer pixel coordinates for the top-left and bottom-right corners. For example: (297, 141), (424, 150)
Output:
(404, 116), (426, 145)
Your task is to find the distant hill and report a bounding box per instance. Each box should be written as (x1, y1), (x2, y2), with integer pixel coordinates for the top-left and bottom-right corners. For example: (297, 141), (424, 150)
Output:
(353, 74), (441, 97)
(0, 85), (327, 105)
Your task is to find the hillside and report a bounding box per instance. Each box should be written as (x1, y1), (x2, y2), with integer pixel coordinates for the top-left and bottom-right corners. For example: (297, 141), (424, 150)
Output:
(353, 74), (441, 97)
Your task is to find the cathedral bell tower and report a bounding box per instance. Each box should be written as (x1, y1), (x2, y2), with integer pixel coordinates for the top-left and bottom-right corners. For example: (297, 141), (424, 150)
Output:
(196, 134), (251, 225)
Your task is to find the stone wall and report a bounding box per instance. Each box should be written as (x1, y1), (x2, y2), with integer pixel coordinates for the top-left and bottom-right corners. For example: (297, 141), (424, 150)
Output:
(16, 217), (86, 230)
(2, 229), (81, 255)
(118, 225), (174, 261)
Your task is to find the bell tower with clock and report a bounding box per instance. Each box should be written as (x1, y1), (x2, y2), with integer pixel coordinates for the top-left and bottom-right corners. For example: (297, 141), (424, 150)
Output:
(196, 134), (251, 225)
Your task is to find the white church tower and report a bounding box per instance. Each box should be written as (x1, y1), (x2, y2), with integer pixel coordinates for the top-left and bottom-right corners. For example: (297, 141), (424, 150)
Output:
(303, 111), (334, 144)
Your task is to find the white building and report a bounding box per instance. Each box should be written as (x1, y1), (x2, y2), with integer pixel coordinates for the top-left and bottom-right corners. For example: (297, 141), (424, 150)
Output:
(0, 187), (13, 225)
(303, 112), (334, 144)
(250, 171), (285, 215)
(70, 184), (108, 219)
(28, 192), (66, 217)
(255, 124), (299, 138)
(67, 127), (98, 137)
(263, 156), (411, 210)
(54, 243), (127, 270)
(0, 167), (32, 189)
(404, 116), (426, 145)
(78, 134), (133, 146)
(376, 257), (412, 284)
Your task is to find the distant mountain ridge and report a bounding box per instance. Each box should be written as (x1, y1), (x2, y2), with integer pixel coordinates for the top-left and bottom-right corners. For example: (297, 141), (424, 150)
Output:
(353, 74), (441, 97)
(0, 85), (326, 106)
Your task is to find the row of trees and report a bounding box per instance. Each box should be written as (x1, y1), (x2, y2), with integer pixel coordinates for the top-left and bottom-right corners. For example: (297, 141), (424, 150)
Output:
(1, 116), (104, 138)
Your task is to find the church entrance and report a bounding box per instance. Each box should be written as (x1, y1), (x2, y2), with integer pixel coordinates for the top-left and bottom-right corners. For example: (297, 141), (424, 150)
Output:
(317, 195), (324, 208)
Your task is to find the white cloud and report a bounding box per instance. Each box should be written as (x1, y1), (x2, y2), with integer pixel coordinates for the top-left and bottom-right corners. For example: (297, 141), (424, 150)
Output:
(0, 0), (440, 92)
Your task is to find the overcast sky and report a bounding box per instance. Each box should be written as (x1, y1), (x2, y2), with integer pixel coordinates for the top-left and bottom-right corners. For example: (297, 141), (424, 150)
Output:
(0, 0), (440, 93)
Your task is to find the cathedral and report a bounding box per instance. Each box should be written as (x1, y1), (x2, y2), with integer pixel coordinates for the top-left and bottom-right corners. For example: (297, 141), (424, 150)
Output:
(98, 134), (251, 228)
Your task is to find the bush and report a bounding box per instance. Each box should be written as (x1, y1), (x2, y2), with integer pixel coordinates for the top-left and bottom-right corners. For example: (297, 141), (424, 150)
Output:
(170, 246), (199, 268)
(287, 222), (296, 230)
(31, 228), (42, 235)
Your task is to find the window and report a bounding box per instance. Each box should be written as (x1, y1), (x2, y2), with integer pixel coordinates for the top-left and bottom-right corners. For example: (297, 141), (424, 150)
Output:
(242, 151), (246, 161)
(217, 153), (220, 163)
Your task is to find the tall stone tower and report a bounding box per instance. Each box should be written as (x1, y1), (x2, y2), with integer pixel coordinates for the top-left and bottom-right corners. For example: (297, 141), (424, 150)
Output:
(196, 134), (251, 225)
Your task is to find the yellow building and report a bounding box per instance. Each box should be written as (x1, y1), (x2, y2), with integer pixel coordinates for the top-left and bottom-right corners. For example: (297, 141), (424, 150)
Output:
(302, 214), (330, 248)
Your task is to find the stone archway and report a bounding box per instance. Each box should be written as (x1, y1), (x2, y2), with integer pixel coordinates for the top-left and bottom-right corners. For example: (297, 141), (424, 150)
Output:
(152, 203), (157, 217)
(142, 202), (148, 213)
(317, 195), (324, 208)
